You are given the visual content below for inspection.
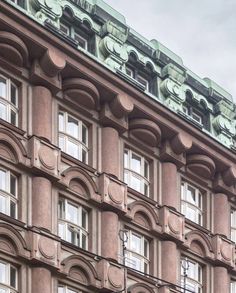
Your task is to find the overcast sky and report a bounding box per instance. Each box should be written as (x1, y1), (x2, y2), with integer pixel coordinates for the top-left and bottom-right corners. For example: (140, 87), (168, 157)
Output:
(105, 0), (236, 100)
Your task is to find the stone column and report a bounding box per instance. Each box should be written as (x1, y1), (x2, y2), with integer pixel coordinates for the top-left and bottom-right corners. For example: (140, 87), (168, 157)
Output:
(162, 162), (178, 210)
(102, 127), (119, 178)
(32, 267), (51, 293)
(32, 86), (52, 142)
(214, 266), (229, 293)
(214, 193), (229, 237)
(32, 177), (52, 231)
(161, 241), (178, 285)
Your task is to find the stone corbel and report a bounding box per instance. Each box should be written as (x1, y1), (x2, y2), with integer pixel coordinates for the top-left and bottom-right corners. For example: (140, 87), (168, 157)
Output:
(212, 235), (235, 268)
(100, 94), (134, 133)
(159, 206), (185, 242)
(99, 21), (129, 70)
(213, 100), (236, 147)
(186, 154), (216, 180)
(160, 63), (186, 112)
(213, 168), (236, 197)
(30, 49), (66, 93)
(32, 0), (63, 26)
(98, 173), (127, 213)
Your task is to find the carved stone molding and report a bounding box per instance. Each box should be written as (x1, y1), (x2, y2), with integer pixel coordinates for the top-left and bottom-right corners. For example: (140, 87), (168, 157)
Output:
(62, 78), (100, 110)
(98, 173), (127, 213)
(129, 118), (161, 147)
(0, 31), (29, 68)
(28, 136), (60, 178)
(213, 173), (236, 197)
(170, 132), (192, 155)
(160, 140), (186, 168)
(110, 94), (134, 119)
(212, 235), (234, 268)
(186, 154), (216, 180)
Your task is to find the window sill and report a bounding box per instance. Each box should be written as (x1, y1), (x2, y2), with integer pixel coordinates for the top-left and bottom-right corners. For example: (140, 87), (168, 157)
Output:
(177, 110), (203, 130)
(0, 118), (25, 136)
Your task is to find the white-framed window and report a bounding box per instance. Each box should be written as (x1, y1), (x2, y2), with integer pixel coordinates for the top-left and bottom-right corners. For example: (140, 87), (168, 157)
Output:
(231, 209), (236, 242)
(58, 285), (81, 293)
(183, 105), (203, 125)
(181, 258), (202, 293)
(125, 66), (150, 91)
(58, 198), (88, 249)
(10, 0), (26, 9)
(137, 75), (149, 91)
(125, 230), (149, 273)
(0, 75), (18, 126)
(59, 21), (88, 50)
(0, 169), (17, 218)
(181, 181), (203, 225)
(231, 281), (236, 293)
(59, 111), (88, 164)
(124, 149), (150, 196)
(0, 260), (17, 293)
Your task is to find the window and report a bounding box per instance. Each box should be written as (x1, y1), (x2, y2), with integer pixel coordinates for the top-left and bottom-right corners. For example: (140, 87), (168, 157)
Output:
(124, 149), (149, 196)
(58, 285), (81, 293)
(0, 260), (17, 293)
(125, 231), (149, 273)
(10, 0), (26, 9)
(181, 258), (202, 293)
(181, 182), (203, 225)
(59, 111), (88, 164)
(231, 209), (236, 242)
(0, 75), (18, 126)
(183, 105), (203, 125)
(59, 21), (88, 50)
(125, 65), (150, 92)
(231, 281), (236, 293)
(0, 169), (17, 218)
(58, 198), (88, 249)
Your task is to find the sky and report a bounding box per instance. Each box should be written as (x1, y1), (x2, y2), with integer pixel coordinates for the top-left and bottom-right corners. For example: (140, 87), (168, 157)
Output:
(105, 0), (236, 100)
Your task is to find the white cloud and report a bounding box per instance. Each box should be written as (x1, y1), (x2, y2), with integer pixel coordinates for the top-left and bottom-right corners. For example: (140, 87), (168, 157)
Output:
(105, 0), (236, 99)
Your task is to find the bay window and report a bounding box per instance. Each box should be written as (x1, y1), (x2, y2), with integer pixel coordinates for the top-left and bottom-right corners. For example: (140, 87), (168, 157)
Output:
(0, 169), (17, 218)
(124, 149), (150, 196)
(59, 111), (88, 164)
(125, 230), (149, 273)
(181, 258), (202, 293)
(58, 198), (88, 249)
(0, 260), (17, 293)
(0, 75), (18, 126)
(181, 182), (203, 225)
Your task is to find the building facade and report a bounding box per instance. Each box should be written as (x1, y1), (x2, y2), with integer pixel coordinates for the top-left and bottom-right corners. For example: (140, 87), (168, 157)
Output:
(0, 0), (236, 292)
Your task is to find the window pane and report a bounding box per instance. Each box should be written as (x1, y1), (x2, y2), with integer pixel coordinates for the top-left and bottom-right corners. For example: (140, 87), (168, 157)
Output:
(130, 255), (141, 271)
(67, 140), (79, 159)
(0, 195), (6, 214)
(10, 175), (16, 196)
(0, 78), (6, 98)
(82, 124), (87, 145)
(67, 116), (78, 138)
(60, 23), (70, 35)
(10, 110), (17, 126)
(58, 286), (64, 293)
(59, 112), (64, 132)
(68, 289), (77, 293)
(0, 262), (6, 283)
(58, 136), (64, 151)
(124, 150), (128, 168)
(58, 222), (65, 239)
(82, 148), (87, 164)
(18, 0), (25, 8)
(131, 153), (141, 173)
(74, 32), (87, 49)
(0, 103), (7, 121)
(131, 234), (141, 253)
(10, 201), (16, 218)
(10, 84), (17, 105)
(82, 233), (87, 249)
(130, 174), (141, 192)
(59, 200), (65, 219)
(186, 206), (197, 223)
(0, 170), (6, 191)
(144, 240), (148, 257)
(186, 185), (196, 204)
(81, 209), (87, 229)
(10, 266), (16, 288)
(67, 203), (78, 224)
(144, 161), (148, 178)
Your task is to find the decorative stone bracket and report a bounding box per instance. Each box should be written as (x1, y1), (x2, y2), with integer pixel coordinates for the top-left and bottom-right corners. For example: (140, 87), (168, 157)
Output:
(212, 235), (235, 268)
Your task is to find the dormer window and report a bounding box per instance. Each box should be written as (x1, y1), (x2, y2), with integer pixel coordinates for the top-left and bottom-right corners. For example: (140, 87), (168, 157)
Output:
(10, 0), (26, 9)
(125, 54), (156, 95)
(183, 105), (203, 124)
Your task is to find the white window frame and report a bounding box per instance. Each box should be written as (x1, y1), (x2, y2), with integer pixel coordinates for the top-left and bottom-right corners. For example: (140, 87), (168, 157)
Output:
(181, 258), (202, 293)
(181, 181), (203, 225)
(58, 198), (88, 250)
(125, 230), (149, 273)
(0, 75), (18, 126)
(58, 285), (81, 293)
(231, 281), (236, 293)
(231, 209), (236, 242)
(0, 260), (18, 293)
(124, 149), (150, 196)
(59, 21), (88, 50)
(10, 0), (27, 9)
(0, 169), (17, 219)
(137, 74), (150, 91)
(183, 105), (203, 125)
(58, 111), (88, 164)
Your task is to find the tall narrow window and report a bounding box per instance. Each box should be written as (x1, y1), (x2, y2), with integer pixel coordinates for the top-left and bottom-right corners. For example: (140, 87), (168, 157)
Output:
(181, 258), (202, 293)
(58, 198), (88, 249)
(181, 182), (203, 225)
(0, 260), (17, 292)
(124, 149), (149, 196)
(59, 111), (88, 164)
(0, 75), (18, 126)
(125, 231), (149, 273)
(231, 209), (236, 242)
(0, 169), (17, 218)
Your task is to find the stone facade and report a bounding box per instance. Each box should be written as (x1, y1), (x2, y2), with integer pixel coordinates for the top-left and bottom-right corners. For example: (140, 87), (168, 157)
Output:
(0, 1), (236, 293)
